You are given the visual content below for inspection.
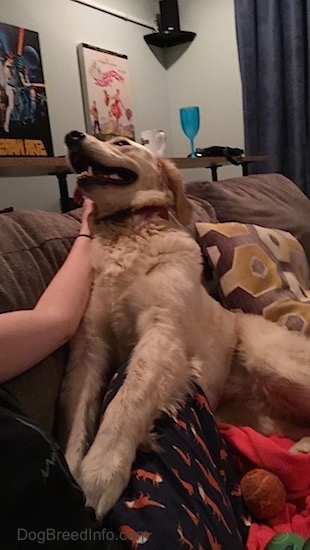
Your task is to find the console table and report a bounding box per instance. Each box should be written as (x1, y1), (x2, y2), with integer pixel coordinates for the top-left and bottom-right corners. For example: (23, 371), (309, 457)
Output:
(0, 154), (266, 213)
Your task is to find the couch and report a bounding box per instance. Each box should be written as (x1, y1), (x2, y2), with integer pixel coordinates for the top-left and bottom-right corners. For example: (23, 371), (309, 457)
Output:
(1, 172), (310, 437)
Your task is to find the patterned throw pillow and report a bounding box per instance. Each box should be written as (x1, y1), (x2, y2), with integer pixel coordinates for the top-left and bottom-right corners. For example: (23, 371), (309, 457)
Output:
(196, 222), (310, 335)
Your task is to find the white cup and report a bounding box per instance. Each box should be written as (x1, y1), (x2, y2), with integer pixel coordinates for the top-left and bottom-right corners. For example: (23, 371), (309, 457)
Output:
(141, 129), (166, 156)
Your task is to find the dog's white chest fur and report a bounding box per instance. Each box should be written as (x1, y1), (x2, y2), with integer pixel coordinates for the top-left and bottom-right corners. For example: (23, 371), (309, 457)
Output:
(88, 219), (203, 361)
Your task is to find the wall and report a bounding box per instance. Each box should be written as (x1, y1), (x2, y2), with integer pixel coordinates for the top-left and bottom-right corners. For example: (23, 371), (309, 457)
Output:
(0, 0), (243, 211)
(88, 0), (157, 23)
(166, 0), (244, 182)
(0, 0), (164, 210)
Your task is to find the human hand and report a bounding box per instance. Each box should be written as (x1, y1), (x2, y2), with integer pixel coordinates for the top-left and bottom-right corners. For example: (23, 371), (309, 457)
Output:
(79, 198), (95, 236)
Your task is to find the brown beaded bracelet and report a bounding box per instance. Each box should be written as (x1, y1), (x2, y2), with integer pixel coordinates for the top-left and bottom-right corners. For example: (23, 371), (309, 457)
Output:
(76, 233), (93, 239)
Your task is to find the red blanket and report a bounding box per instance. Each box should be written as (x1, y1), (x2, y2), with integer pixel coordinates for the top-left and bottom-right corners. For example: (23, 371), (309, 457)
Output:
(219, 424), (310, 549)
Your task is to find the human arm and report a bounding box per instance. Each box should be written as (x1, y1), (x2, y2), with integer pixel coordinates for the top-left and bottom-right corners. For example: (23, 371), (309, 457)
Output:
(0, 200), (94, 383)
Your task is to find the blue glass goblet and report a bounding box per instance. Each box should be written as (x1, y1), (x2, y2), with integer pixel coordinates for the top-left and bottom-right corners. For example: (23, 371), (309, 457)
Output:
(179, 106), (200, 158)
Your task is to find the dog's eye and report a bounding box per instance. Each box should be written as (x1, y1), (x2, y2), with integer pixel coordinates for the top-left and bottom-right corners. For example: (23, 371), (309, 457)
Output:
(114, 139), (130, 147)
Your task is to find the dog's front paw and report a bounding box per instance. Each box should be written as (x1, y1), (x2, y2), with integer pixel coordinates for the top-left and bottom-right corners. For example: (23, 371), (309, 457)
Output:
(290, 436), (310, 454)
(78, 451), (132, 519)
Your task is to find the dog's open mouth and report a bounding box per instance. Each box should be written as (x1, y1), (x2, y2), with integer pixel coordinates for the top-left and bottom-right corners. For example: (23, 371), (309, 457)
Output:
(70, 153), (138, 188)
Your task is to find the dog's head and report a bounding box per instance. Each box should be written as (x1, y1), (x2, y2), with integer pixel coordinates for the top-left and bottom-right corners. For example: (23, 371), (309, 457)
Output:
(65, 131), (192, 225)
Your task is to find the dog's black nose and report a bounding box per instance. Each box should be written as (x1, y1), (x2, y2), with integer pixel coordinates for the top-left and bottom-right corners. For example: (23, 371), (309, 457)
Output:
(65, 131), (86, 148)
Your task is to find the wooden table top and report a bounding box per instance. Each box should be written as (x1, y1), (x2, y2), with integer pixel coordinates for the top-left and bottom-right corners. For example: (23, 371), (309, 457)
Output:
(0, 155), (267, 178)
(171, 155), (266, 169)
(0, 156), (70, 177)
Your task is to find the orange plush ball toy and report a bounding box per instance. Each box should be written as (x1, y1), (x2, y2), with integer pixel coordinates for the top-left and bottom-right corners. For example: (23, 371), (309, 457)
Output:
(240, 468), (286, 519)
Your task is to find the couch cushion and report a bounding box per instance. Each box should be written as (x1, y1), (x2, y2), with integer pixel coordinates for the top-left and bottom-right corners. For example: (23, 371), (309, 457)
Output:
(187, 174), (310, 265)
(196, 221), (310, 335)
(0, 209), (81, 434)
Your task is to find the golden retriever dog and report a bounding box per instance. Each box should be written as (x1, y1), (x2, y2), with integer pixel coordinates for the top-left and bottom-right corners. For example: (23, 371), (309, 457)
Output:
(61, 131), (310, 519)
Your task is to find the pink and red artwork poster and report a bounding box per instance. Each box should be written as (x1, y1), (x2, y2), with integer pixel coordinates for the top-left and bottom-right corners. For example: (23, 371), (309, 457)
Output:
(78, 43), (135, 140)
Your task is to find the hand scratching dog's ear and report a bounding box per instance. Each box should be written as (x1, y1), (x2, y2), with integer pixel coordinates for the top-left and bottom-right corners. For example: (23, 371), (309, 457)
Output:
(157, 158), (192, 226)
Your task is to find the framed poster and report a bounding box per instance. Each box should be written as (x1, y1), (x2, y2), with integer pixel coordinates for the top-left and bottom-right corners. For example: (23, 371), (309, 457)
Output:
(0, 22), (54, 157)
(77, 43), (135, 140)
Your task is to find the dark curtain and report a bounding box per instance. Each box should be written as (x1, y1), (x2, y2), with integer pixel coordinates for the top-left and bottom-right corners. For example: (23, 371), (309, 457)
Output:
(234, 0), (310, 196)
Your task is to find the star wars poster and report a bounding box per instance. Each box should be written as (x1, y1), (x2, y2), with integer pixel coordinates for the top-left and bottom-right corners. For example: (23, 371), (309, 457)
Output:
(0, 22), (54, 157)
(78, 43), (135, 140)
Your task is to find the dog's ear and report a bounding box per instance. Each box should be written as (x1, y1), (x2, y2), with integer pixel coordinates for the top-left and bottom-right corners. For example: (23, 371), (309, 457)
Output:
(157, 158), (192, 226)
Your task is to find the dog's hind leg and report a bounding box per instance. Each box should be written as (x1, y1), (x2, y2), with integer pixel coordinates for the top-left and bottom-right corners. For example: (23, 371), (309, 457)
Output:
(60, 316), (110, 478)
(235, 313), (310, 439)
(290, 437), (310, 453)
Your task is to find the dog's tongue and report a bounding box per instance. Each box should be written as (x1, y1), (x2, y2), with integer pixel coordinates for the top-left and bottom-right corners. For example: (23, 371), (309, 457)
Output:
(73, 186), (84, 206)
